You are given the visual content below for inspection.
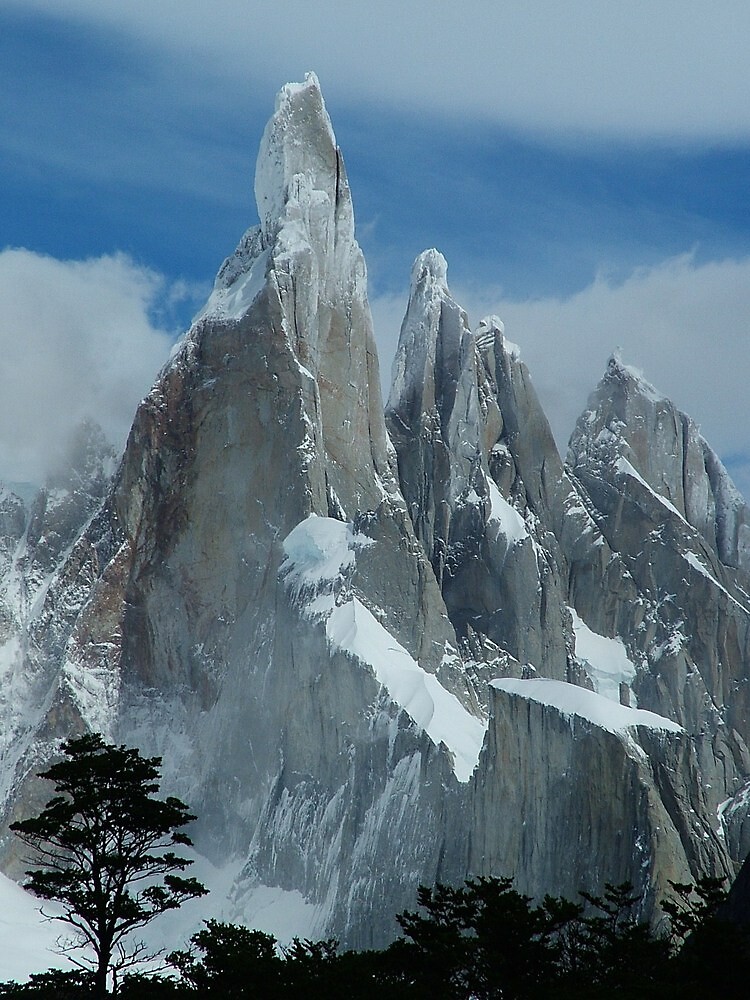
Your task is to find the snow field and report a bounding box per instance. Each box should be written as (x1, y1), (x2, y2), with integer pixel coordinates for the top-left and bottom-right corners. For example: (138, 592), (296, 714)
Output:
(282, 515), (487, 781)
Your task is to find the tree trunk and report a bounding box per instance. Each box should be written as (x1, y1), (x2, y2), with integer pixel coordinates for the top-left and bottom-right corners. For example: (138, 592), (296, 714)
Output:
(94, 944), (111, 998)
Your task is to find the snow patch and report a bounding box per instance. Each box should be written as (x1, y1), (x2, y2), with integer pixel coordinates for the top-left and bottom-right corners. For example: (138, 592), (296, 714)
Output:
(235, 885), (324, 945)
(327, 598), (486, 782)
(0, 873), (88, 982)
(196, 247), (270, 323)
(682, 551), (750, 614)
(281, 516), (487, 782)
(650, 623), (687, 662)
(61, 655), (120, 739)
(281, 515), (372, 588)
(491, 677), (683, 735)
(614, 457), (685, 520)
(410, 249), (449, 295)
(569, 608), (637, 705)
(486, 479), (528, 546)
(502, 334), (521, 360)
(717, 781), (750, 839)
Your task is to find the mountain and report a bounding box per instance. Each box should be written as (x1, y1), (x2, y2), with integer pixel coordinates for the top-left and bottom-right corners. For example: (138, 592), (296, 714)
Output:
(1, 74), (748, 951)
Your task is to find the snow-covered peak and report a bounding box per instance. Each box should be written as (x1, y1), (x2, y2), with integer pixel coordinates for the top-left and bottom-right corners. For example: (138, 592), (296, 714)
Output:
(476, 315), (520, 361)
(255, 72), (342, 244)
(193, 74), (358, 329)
(387, 249), (471, 417)
(605, 351), (664, 404)
(194, 227), (270, 324)
(410, 249), (449, 296)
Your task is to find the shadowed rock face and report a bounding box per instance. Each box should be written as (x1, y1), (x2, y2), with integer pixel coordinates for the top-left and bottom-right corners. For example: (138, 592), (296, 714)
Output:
(566, 356), (750, 854)
(385, 265), (572, 684)
(470, 682), (732, 916)
(0, 76), (749, 948)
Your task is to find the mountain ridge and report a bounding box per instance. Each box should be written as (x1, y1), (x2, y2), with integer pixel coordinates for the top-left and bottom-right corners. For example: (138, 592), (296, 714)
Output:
(0, 73), (748, 952)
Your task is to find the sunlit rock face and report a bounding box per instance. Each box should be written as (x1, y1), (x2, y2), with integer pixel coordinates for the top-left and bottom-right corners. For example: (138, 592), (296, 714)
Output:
(386, 266), (581, 689)
(0, 76), (749, 949)
(566, 356), (750, 859)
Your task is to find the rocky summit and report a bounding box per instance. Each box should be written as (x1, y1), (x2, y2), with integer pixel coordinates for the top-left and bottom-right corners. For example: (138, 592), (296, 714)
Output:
(1, 74), (749, 948)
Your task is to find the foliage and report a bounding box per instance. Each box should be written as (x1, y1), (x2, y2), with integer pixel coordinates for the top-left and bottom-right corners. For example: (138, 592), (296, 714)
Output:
(0, 970), (94, 998)
(167, 922), (381, 998)
(169, 920), (282, 996)
(662, 875), (750, 1000)
(392, 876), (566, 998)
(10, 734), (207, 998)
(117, 972), (188, 998)
(566, 882), (671, 998)
(662, 874), (727, 945)
(4, 786), (750, 1000)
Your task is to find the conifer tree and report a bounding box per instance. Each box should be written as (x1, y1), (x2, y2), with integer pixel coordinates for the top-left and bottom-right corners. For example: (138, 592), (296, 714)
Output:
(11, 734), (206, 998)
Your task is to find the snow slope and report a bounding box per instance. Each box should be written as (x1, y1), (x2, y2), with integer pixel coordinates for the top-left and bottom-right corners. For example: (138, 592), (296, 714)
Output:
(491, 677), (683, 735)
(282, 515), (487, 781)
(0, 874), (71, 983)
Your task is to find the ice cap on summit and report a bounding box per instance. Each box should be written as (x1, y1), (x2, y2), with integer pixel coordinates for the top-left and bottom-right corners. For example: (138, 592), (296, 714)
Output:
(254, 72), (343, 243)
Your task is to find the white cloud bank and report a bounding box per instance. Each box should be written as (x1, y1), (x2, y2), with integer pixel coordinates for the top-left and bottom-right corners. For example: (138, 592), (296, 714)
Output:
(2, 246), (748, 504)
(0, 249), (174, 485)
(11, 0), (750, 142)
(372, 253), (750, 499)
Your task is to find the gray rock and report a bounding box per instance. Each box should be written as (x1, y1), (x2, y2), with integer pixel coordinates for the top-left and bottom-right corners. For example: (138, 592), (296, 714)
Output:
(566, 354), (750, 862)
(470, 680), (732, 917)
(0, 76), (747, 951)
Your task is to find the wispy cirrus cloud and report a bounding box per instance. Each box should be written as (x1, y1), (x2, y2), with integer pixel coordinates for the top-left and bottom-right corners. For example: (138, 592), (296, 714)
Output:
(8, 1), (750, 142)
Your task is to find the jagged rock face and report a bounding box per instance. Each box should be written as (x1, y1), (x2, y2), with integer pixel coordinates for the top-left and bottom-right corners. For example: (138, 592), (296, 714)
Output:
(471, 681), (732, 911)
(570, 357), (750, 574)
(108, 76), (462, 705)
(386, 262), (571, 682)
(0, 421), (116, 862)
(1, 76), (749, 950)
(384, 261), (741, 916)
(4, 75), (483, 946)
(566, 356), (750, 863)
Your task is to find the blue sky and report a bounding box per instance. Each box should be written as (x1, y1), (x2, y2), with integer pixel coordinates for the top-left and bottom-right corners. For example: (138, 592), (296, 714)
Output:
(1, 1), (749, 495)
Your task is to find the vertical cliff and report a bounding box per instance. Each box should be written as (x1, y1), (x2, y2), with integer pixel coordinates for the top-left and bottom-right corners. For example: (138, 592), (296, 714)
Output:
(0, 77), (747, 950)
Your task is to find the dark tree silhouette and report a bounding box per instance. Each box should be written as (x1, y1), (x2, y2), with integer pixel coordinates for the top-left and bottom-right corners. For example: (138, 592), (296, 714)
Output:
(169, 920), (283, 996)
(393, 876), (568, 998)
(10, 734), (206, 998)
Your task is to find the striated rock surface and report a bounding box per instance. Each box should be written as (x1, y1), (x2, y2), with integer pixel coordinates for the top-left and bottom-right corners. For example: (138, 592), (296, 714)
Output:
(385, 261), (572, 684)
(471, 678), (731, 912)
(566, 356), (750, 866)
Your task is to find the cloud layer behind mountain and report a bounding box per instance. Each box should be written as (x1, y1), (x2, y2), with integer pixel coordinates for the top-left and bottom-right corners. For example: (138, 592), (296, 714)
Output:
(0, 249), (173, 485)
